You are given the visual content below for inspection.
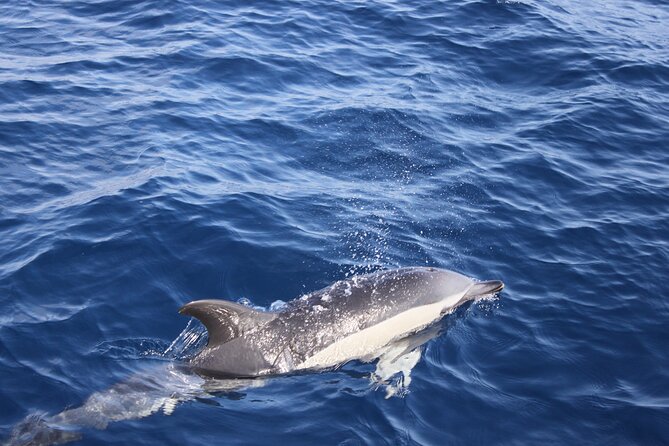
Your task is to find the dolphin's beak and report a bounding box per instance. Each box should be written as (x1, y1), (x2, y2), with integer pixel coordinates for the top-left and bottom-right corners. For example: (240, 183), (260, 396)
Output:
(463, 280), (504, 300)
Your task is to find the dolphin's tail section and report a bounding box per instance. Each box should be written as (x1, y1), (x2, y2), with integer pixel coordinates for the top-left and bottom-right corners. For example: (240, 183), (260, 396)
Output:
(5, 413), (82, 446)
(464, 280), (504, 299)
(3, 362), (259, 446)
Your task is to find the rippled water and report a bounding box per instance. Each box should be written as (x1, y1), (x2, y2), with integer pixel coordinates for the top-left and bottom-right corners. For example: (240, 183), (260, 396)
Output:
(1, 0), (668, 444)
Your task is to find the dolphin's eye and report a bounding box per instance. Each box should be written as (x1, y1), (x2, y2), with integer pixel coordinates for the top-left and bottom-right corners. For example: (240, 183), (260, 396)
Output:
(427, 267), (436, 272)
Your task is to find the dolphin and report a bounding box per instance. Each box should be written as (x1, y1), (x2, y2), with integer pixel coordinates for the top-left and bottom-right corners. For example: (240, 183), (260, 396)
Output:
(180, 267), (503, 378)
(5, 267), (502, 445)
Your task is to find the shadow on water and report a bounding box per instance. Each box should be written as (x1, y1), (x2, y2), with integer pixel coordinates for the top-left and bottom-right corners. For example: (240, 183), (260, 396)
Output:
(4, 298), (495, 446)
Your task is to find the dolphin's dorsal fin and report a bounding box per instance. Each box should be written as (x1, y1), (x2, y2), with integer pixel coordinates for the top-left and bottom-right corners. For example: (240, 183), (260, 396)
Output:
(179, 299), (277, 347)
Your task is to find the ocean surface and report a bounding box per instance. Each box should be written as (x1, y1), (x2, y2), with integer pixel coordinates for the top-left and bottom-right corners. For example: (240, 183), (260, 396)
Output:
(1, 0), (668, 444)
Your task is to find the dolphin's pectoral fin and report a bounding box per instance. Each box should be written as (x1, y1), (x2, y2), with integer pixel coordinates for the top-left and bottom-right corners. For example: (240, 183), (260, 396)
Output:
(371, 341), (423, 399)
(179, 300), (277, 347)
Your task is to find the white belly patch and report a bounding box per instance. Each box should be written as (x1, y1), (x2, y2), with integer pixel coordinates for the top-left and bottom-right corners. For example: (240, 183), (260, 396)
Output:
(295, 299), (450, 370)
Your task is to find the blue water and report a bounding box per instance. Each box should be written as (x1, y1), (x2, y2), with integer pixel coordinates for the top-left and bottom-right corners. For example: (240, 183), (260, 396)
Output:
(1, 0), (668, 444)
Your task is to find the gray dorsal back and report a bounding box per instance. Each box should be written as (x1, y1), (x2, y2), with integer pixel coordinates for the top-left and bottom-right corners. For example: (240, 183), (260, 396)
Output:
(179, 299), (277, 347)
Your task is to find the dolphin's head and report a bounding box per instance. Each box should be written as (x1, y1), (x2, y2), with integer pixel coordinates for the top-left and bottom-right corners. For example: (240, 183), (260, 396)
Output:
(403, 267), (503, 312)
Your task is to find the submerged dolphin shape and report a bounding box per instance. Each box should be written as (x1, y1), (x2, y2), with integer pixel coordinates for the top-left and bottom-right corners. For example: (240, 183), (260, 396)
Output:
(180, 267), (503, 378)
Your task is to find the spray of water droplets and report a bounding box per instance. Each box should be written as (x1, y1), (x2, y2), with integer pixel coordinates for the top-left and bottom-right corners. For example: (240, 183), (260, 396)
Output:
(163, 319), (208, 360)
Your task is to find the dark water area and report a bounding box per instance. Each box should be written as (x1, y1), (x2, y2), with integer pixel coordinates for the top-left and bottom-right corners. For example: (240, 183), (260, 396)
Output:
(1, 0), (668, 444)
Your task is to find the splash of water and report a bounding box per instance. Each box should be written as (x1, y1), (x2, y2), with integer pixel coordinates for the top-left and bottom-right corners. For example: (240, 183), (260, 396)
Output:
(163, 319), (208, 360)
